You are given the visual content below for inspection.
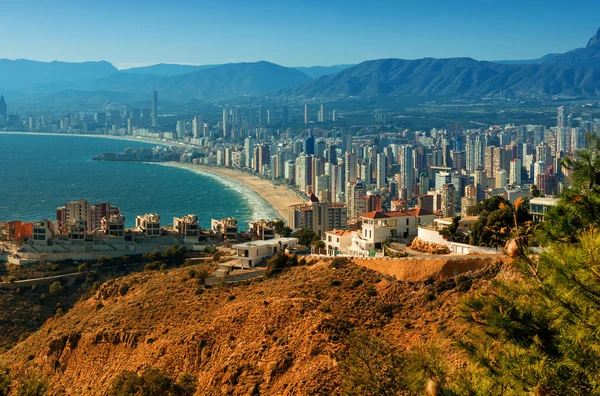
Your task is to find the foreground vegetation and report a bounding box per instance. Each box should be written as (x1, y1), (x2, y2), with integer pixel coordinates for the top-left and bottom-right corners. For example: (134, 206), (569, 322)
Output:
(347, 135), (600, 394)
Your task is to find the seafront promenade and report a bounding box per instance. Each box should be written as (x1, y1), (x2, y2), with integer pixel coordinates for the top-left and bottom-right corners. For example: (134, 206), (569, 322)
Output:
(168, 162), (306, 220)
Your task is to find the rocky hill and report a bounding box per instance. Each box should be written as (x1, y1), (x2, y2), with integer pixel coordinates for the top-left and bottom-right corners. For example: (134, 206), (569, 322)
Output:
(0, 256), (506, 395)
(279, 57), (600, 98)
(279, 27), (600, 99)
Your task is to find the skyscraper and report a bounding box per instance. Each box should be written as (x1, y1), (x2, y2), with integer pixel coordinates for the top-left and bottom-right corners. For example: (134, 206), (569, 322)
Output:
(151, 91), (158, 127)
(304, 104), (309, 124)
(441, 184), (456, 217)
(282, 105), (289, 125)
(556, 106), (567, 156)
(376, 153), (387, 189)
(0, 96), (6, 123)
(222, 108), (228, 137)
(131, 108), (141, 126)
(142, 108), (152, 127)
(244, 137), (256, 169)
(193, 116), (204, 139)
(509, 158), (522, 186)
(344, 151), (357, 191)
(258, 105), (266, 127)
(318, 104), (325, 122)
(400, 145), (414, 197)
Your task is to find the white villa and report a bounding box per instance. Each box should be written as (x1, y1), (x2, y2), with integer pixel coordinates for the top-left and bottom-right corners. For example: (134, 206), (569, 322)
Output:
(232, 237), (298, 268)
(324, 208), (436, 257)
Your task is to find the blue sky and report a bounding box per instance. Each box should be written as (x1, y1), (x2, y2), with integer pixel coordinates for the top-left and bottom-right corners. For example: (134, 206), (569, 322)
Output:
(2, 0), (599, 69)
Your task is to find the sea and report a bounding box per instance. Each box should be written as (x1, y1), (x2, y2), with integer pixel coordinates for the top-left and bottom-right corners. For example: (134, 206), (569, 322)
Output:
(0, 133), (280, 229)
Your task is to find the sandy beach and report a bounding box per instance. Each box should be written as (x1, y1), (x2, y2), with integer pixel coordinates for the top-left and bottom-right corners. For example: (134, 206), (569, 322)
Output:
(168, 163), (306, 220)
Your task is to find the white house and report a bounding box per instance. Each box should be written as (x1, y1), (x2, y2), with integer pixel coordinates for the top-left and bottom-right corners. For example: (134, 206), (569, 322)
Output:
(324, 230), (353, 256)
(529, 197), (559, 223)
(325, 209), (436, 256)
(232, 237), (298, 268)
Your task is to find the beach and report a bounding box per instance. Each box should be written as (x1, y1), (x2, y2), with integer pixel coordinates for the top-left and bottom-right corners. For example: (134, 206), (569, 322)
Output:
(168, 163), (306, 220)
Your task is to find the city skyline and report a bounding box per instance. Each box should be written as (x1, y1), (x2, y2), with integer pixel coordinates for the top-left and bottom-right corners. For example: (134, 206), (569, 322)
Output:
(2, 0), (599, 69)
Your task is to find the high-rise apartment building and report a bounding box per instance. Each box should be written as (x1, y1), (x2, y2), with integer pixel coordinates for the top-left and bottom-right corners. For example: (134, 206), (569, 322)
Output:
(151, 91), (158, 127)
(193, 116), (204, 138)
(304, 104), (309, 124)
(400, 145), (414, 197)
(0, 96), (6, 123)
(509, 158), (522, 186)
(318, 104), (325, 122)
(441, 184), (456, 218)
(222, 108), (228, 137)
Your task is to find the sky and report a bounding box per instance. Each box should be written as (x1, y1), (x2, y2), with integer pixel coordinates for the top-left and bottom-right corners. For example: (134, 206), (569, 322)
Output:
(2, 0), (600, 69)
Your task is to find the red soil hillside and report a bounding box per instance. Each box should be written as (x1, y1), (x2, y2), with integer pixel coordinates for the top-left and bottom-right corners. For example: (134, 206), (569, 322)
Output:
(0, 258), (505, 395)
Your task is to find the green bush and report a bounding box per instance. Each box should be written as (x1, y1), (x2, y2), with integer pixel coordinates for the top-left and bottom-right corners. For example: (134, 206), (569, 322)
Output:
(109, 367), (197, 396)
(17, 373), (47, 396)
(144, 262), (162, 272)
(0, 368), (11, 396)
(265, 252), (298, 277)
(48, 281), (64, 296)
(330, 257), (351, 269)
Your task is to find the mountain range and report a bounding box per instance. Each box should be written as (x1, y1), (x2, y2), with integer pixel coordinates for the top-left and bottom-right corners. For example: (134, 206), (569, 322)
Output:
(2, 27), (600, 107)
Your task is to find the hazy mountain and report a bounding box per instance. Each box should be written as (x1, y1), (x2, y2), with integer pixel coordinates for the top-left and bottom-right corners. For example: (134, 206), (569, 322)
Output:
(78, 61), (312, 101)
(279, 57), (600, 98)
(120, 63), (351, 78)
(491, 54), (559, 65)
(279, 27), (600, 99)
(0, 59), (118, 91)
(294, 64), (354, 78)
(539, 27), (600, 68)
(120, 63), (220, 76)
(492, 28), (600, 67)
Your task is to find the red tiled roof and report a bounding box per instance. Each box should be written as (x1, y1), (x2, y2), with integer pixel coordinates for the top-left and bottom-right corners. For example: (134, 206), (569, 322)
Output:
(325, 229), (353, 236)
(404, 208), (434, 216)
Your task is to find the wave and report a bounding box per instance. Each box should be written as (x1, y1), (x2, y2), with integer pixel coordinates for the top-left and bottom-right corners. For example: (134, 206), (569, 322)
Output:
(154, 163), (282, 222)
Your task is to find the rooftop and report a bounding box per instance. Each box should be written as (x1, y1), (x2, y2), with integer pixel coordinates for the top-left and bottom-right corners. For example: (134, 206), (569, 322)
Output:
(232, 237), (297, 249)
(530, 197), (560, 206)
(325, 229), (353, 237)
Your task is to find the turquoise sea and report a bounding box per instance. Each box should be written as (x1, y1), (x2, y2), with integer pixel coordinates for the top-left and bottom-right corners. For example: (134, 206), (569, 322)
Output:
(0, 133), (279, 229)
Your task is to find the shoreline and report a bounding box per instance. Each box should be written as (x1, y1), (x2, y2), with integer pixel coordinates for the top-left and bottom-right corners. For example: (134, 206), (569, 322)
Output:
(166, 163), (306, 221)
(0, 131), (181, 147)
(2, 131), (305, 224)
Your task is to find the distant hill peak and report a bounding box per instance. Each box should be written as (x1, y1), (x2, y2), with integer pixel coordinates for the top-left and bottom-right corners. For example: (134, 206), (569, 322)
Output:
(587, 27), (600, 47)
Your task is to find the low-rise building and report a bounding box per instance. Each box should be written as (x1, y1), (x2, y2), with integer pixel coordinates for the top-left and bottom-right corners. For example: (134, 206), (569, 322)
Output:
(324, 208), (435, 256)
(173, 214), (200, 243)
(102, 214), (126, 238)
(434, 216), (479, 233)
(324, 230), (353, 256)
(31, 220), (58, 244)
(249, 219), (277, 240)
(136, 213), (161, 237)
(0, 220), (33, 243)
(529, 197), (559, 222)
(211, 217), (239, 240)
(232, 237), (298, 268)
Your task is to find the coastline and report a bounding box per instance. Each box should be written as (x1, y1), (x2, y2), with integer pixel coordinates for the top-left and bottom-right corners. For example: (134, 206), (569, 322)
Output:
(0, 131), (179, 147)
(165, 162), (306, 221)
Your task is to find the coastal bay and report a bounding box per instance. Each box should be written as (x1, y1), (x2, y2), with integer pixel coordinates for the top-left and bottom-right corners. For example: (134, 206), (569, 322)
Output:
(0, 134), (278, 229)
(165, 162), (306, 221)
